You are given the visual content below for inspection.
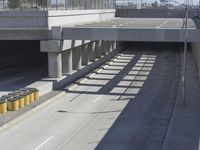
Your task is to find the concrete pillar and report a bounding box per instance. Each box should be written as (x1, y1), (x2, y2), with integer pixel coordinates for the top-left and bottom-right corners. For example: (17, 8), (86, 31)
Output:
(48, 52), (62, 78)
(73, 46), (82, 70)
(62, 49), (72, 74)
(89, 41), (96, 62)
(107, 41), (112, 53)
(82, 43), (89, 66)
(95, 40), (102, 58)
(102, 41), (107, 55)
(111, 41), (115, 51)
(40, 26), (63, 78)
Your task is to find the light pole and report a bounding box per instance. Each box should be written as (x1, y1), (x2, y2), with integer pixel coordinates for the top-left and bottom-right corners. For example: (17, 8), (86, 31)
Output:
(182, 0), (189, 105)
(199, 0), (200, 17)
(166, 0), (189, 105)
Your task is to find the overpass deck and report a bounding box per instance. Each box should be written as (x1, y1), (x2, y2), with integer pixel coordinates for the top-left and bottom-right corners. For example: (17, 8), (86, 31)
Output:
(62, 18), (200, 42)
(74, 18), (197, 29)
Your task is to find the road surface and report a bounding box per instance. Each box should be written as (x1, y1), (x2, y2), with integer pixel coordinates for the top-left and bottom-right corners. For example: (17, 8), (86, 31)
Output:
(1, 43), (197, 150)
(0, 41), (47, 96)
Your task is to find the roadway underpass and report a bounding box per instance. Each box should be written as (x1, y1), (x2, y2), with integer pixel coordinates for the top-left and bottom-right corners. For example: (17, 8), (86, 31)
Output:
(0, 40), (48, 96)
(0, 42), (199, 150)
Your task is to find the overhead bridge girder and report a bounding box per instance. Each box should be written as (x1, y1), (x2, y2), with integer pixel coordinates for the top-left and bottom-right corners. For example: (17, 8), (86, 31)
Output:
(62, 28), (200, 42)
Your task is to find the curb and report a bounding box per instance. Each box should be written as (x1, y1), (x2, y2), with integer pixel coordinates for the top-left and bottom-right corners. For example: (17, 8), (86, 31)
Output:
(0, 91), (65, 132)
(0, 50), (122, 131)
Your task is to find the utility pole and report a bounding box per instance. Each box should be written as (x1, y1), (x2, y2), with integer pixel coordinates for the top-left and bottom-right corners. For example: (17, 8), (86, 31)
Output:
(182, 0), (189, 105)
(199, 0), (200, 17)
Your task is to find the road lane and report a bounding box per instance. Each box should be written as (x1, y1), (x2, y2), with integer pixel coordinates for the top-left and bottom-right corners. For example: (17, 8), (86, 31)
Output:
(0, 44), (181, 150)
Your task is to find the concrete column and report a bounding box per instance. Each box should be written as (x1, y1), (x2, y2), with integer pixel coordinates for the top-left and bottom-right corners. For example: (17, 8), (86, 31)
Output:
(89, 41), (96, 62)
(62, 49), (72, 74)
(82, 43), (89, 66)
(95, 40), (102, 58)
(113, 41), (117, 50)
(102, 41), (107, 55)
(73, 46), (82, 70)
(48, 52), (62, 78)
(107, 41), (112, 53)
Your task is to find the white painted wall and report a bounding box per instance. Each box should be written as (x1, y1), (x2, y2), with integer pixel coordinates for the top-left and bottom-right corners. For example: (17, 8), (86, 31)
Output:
(47, 9), (115, 28)
(0, 9), (116, 28)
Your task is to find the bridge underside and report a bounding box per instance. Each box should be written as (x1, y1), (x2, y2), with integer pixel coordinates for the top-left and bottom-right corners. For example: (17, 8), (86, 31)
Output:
(62, 18), (200, 42)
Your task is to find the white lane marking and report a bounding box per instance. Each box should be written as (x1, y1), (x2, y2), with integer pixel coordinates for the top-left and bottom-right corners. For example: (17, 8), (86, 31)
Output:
(34, 136), (54, 150)
(156, 19), (169, 28)
(94, 95), (103, 102)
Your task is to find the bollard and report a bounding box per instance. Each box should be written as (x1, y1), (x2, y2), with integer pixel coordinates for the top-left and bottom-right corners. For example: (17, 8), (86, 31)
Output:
(26, 88), (39, 101)
(2, 95), (13, 99)
(23, 92), (30, 105)
(0, 97), (7, 114)
(20, 88), (33, 103)
(7, 96), (19, 111)
(18, 96), (25, 109)
(8, 92), (19, 97)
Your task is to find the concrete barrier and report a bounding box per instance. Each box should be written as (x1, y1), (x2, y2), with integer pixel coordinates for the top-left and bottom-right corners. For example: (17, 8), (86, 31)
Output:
(116, 9), (199, 18)
(192, 42), (200, 80)
(0, 9), (115, 28)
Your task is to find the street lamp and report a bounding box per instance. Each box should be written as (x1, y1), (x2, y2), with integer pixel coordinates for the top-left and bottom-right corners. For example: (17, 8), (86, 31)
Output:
(182, 0), (189, 105)
(166, 0), (189, 105)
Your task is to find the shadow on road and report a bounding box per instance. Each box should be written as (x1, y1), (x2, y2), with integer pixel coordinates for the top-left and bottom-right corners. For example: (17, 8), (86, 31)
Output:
(64, 42), (183, 150)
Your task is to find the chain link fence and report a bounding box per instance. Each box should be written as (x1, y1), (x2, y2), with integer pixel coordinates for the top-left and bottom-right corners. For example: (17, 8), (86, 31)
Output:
(0, 0), (116, 10)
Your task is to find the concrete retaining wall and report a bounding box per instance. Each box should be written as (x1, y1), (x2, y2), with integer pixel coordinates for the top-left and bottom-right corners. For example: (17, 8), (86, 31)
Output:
(48, 9), (116, 28)
(0, 11), (48, 28)
(192, 42), (200, 79)
(116, 9), (199, 18)
(0, 9), (115, 28)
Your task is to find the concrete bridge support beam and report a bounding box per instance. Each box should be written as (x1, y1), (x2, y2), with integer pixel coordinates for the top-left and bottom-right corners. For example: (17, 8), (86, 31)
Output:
(62, 49), (72, 74)
(95, 40), (103, 58)
(102, 41), (107, 55)
(89, 41), (96, 62)
(82, 43), (89, 66)
(107, 41), (112, 53)
(73, 46), (82, 70)
(41, 40), (63, 78)
(112, 41), (117, 51)
(48, 52), (62, 78)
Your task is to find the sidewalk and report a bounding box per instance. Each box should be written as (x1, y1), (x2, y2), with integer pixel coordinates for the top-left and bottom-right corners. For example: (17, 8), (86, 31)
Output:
(0, 90), (64, 129)
(162, 51), (200, 150)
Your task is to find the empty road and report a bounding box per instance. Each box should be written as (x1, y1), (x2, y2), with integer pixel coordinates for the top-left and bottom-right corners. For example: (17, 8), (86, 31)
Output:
(0, 43), (199, 150)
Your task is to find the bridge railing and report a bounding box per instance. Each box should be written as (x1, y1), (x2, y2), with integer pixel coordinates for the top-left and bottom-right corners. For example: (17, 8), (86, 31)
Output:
(0, 0), (116, 11)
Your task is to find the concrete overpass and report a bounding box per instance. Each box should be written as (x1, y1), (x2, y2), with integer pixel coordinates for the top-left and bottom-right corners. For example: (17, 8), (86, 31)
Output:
(1, 9), (200, 94)
(0, 8), (200, 150)
(62, 18), (200, 42)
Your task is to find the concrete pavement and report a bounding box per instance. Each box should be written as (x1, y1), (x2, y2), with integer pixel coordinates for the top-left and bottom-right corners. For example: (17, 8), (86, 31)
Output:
(0, 43), (199, 150)
(74, 18), (196, 29)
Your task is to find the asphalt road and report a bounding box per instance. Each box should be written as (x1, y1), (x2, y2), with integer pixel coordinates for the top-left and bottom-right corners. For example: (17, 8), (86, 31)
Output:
(0, 43), (187, 150)
(0, 43), (47, 96)
(74, 18), (197, 29)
